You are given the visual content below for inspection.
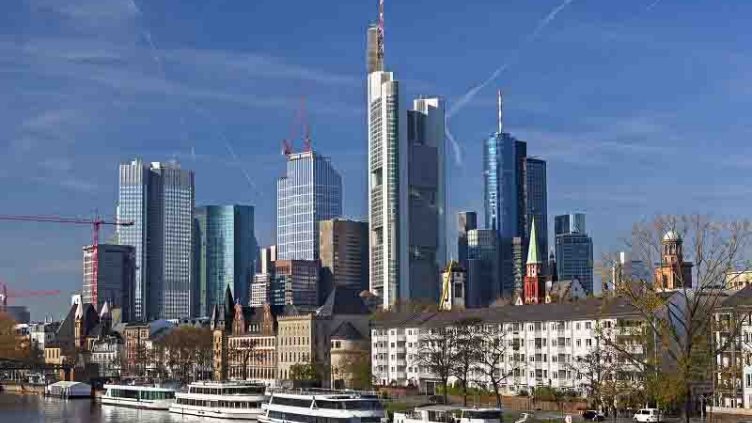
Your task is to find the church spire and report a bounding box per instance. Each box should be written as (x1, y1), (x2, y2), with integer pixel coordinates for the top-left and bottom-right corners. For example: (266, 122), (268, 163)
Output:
(527, 217), (541, 265)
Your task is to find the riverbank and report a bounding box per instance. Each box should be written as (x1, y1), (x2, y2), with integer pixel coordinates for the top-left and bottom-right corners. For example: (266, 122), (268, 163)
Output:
(0, 383), (46, 395)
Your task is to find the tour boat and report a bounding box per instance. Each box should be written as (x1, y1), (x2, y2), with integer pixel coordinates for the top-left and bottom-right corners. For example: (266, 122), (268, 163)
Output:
(258, 388), (386, 423)
(100, 384), (176, 410)
(169, 381), (267, 420)
(393, 405), (503, 423)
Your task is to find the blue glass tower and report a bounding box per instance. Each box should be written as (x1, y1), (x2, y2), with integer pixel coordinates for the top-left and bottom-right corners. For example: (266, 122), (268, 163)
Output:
(193, 205), (256, 317)
(483, 132), (526, 238)
(277, 151), (342, 261)
(555, 213), (594, 293)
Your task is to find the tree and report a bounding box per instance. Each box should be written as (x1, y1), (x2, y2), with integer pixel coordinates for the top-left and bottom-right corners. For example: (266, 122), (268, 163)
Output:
(158, 326), (213, 383)
(474, 323), (518, 408)
(229, 338), (261, 380)
(451, 318), (482, 406)
(337, 352), (372, 390)
(289, 362), (321, 387)
(0, 312), (35, 362)
(602, 215), (752, 423)
(412, 325), (457, 405)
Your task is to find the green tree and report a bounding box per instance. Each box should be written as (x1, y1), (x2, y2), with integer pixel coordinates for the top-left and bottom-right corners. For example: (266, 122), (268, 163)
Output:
(289, 362), (321, 386)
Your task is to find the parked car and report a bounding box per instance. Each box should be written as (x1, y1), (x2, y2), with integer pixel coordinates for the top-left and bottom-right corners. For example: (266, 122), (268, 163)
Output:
(582, 410), (605, 421)
(633, 408), (661, 423)
(428, 395), (446, 404)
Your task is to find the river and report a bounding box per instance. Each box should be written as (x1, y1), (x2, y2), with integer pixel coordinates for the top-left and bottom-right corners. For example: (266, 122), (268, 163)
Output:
(0, 393), (211, 423)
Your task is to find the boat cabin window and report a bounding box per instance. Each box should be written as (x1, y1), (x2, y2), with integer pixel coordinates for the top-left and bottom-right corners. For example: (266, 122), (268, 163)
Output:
(463, 410), (502, 420)
(268, 411), (353, 423)
(272, 397), (313, 408)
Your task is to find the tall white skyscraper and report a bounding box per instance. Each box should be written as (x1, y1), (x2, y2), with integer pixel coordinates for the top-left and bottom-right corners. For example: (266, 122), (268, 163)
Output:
(117, 159), (194, 320)
(276, 150), (342, 261)
(367, 3), (445, 308)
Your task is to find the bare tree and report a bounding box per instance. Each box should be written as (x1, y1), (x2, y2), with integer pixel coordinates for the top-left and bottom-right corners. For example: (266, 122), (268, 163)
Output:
(413, 325), (457, 405)
(601, 215), (752, 423)
(474, 323), (518, 408)
(451, 319), (482, 406)
(229, 338), (261, 380)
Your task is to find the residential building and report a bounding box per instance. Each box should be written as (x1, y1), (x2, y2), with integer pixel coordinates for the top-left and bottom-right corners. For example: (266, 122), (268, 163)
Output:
(555, 213), (594, 293)
(654, 231), (693, 291)
(29, 321), (60, 351)
(193, 205), (256, 317)
(371, 297), (644, 394)
(319, 219), (369, 298)
(367, 1), (404, 309)
(714, 286), (752, 409)
(277, 150), (342, 261)
(466, 229), (499, 307)
(117, 159), (195, 320)
(275, 260), (320, 310)
(725, 271), (752, 291)
(457, 211), (478, 269)
(82, 244), (135, 322)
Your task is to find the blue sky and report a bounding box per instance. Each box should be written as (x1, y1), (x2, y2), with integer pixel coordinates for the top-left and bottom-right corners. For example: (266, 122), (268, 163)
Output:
(2, 0), (751, 319)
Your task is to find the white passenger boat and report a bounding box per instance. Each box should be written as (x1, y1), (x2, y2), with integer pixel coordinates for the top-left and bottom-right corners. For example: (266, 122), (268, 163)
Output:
(394, 405), (503, 423)
(169, 381), (267, 420)
(259, 388), (385, 423)
(100, 384), (176, 410)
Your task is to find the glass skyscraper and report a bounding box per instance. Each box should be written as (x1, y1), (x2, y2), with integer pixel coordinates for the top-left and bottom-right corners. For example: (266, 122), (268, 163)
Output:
(554, 213), (594, 293)
(277, 151), (342, 261)
(117, 159), (194, 321)
(193, 205), (256, 317)
(483, 132), (526, 238)
(525, 158), (548, 261)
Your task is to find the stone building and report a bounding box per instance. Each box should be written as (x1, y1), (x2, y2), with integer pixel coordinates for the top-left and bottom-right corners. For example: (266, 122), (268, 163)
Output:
(329, 322), (369, 389)
(654, 231), (693, 291)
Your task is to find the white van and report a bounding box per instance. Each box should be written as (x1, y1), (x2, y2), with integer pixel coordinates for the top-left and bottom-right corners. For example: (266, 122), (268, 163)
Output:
(633, 408), (661, 423)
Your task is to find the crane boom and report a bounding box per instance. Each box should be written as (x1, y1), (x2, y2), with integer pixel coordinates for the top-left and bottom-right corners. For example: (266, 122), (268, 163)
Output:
(0, 214), (133, 306)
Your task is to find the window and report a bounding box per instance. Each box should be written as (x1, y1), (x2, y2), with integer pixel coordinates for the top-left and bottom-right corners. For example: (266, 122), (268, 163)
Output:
(576, 339), (581, 347)
(585, 322), (592, 329)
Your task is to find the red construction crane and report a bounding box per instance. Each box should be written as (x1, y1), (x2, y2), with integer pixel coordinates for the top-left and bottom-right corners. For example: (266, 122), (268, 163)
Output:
(281, 96), (312, 156)
(0, 215), (134, 306)
(0, 282), (61, 311)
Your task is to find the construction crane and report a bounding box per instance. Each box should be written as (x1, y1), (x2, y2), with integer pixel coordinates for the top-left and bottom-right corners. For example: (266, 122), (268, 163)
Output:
(0, 215), (134, 306)
(281, 96), (312, 156)
(0, 281), (61, 312)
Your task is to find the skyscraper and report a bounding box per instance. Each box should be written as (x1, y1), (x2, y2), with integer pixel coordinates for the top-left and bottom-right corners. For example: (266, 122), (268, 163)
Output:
(466, 228), (499, 307)
(117, 159), (194, 321)
(277, 150), (342, 261)
(319, 219), (369, 297)
(406, 97), (446, 302)
(525, 158), (548, 260)
(457, 211), (478, 269)
(554, 213), (594, 293)
(274, 260), (320, 310)
(193, 205), (256, 317)
(367, 1), (404, 308)
(82, 244), (135, 322)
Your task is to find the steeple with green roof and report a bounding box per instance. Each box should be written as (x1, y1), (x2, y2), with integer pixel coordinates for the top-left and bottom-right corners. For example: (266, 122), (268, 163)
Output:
(526, 217), (541, 265)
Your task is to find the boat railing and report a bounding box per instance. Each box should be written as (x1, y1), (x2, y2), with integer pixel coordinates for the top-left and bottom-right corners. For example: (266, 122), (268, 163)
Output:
(267, 387), (380, 397)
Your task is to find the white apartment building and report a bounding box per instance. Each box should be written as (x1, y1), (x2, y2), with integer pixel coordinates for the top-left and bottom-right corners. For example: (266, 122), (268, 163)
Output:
(714, 285), (752, 409)
(371, 297), (644, 396)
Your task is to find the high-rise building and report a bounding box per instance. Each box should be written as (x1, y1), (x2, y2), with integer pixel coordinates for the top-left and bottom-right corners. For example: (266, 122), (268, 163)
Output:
(319, 219), (369, 298)
(406, 97), (446, 303)
(277, 151), (342, 261)
(82, 244), (135, 322)
(117, 159), (194, 321)
(193, 205), (256, 317)
(457, 211), (478, 269)
(524, 158), (548, 260)
(274, 260), (320, 310)
(554, 213), (594, 293)
(367, 1), (403, 309)
(466, 229), (500, 307)
(258, 246), (277, 275)
(608, 251), (650, 291)
(251, 245), (277, 307)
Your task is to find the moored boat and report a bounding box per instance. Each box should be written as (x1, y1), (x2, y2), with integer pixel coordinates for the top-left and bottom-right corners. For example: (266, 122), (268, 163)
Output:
(100, 384), (177, 410)
(393, 405), (503, 423)
(169, 380), (267, 420)
(259, 388), (385, 423)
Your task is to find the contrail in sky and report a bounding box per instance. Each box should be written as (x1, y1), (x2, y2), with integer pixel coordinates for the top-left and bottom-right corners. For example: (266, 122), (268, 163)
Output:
(447, 0), (576, 118)
(445, 121), (463, 166)
(645, 0), (662, 11)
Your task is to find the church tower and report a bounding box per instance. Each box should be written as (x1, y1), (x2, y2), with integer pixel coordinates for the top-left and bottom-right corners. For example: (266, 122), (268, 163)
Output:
(654, 231), (693, 291)
(523, 218), (546, 304)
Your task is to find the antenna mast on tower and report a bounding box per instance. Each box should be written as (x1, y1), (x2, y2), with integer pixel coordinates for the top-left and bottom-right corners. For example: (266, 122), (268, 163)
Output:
(497, 89), (503, 134)
(377, 0), (385, 64)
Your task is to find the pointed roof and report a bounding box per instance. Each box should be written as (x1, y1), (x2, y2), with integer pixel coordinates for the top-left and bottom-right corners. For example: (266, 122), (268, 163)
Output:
(99, 301), (111, 319)
(330, 322), (364, 341)
(224, 285), (234, 311)
(75, 301), (84, 319)
(526, 217), (541, 265)
(317, 286), (371, 317)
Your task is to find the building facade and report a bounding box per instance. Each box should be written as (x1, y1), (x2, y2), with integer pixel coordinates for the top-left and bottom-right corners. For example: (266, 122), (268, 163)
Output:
(277, 151), (342, 261)
(193, 205), (256, 317)
(654, 231), (693, 291)
(319, 219), (369, 297)
(466, 229), (500, 306)
(117, 159), (195, 320)
(457, 211), (478, 270)
(274, 260), (320, 310)
(524, 158), (548, 262)
(82, 244), (135, 322)
(555, 213), (594, 293)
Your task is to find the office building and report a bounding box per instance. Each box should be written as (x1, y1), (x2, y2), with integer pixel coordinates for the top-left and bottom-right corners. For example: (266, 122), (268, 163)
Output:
(608, 251), (650, 291)
(117, 159), (194, 320)
(277, 151), (342, 261)
(274, 260), (320, 310)
(193, 205), (256, 317)
(524, 158), (548, 261)
(251, 246), (277, 307)
(82, 244), (135, 322)
(466, 229), (499, 307)
(457, 211), (478, 269)
(405, 97), (446, 302)
(554, 213), (594, 293)
(367, 1), (404, 309)
(319, 219), (369, 297)
(258, 246), (277, 275)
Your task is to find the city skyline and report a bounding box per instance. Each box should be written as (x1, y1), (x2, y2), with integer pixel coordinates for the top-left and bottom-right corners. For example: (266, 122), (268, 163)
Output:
(2, 0), (751, 319)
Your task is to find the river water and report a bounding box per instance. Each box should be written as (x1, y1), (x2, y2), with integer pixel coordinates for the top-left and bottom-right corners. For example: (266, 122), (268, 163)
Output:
(0, 393), (211, 423)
